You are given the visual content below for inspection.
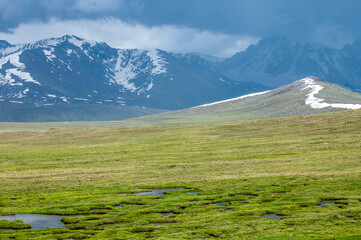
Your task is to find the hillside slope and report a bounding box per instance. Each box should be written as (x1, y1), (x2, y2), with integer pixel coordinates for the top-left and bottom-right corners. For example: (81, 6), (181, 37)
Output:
(125, 77), (361, 125)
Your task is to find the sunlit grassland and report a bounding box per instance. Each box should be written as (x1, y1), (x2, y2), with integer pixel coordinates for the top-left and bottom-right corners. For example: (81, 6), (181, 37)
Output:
(0, 110), (360, 239)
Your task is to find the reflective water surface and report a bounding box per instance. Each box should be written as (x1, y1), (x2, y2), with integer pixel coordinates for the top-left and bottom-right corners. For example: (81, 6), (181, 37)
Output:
(262, 214), (281, 220)
(0, 214), (65, 230)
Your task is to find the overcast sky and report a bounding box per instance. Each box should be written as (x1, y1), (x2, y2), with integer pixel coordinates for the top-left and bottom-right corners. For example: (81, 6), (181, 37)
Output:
(0, 0), (359, 57)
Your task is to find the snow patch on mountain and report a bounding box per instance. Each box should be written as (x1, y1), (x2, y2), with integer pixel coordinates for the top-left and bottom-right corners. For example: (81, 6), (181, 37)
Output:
(111, 50), (139, 92)
(109, 49), (167, 92)
(0, 51), (40, 86)
(302, 77), (361, 109)
(0, 45), (24, 57)
(67, 36), (96, 50)
(43, 48), (56, 61)
(7, 68), (39, 85)
(12, 88), (29, 98)
(194, 90), (270, 108)
(146, 82), (153, 91)
(74, 98), (89, 101)
(0, 51), (23, 68)
(66, 49), (73, 56)
(147, 50), (167, 75)
(68, 37), (84, 49)
(83, 50), (94, 60)
(60, 96), (68, 103)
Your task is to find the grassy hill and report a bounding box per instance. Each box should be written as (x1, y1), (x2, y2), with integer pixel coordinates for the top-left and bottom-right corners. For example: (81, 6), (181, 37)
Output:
(0, 109), (360, 239)
(121, 77), (361, 126)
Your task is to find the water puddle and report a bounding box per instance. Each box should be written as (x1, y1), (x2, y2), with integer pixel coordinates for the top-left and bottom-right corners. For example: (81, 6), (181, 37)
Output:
(0, 214), (65, 230)
(119, 188), (203, 196)
(162, 213), (172, 216)
(3, 229), (15, 232)
(117, 204), (122, 207)
(318, 201), (335, 207)
(132, 188), (187, 196)
(215, 202), (230, 206)
(262, 214), (281, 220)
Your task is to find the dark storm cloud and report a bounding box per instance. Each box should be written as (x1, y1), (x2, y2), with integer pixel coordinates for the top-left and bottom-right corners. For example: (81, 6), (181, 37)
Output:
(0, 0), (130, 31)
(0, 0), (360, 55)
(132, 0), (361, 47)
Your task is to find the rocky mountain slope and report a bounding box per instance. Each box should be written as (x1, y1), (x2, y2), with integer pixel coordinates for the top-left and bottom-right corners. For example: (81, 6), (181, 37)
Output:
(219, 37), (361, 93)
(0, 35), (263, 121)
(0, 35), (262, 109)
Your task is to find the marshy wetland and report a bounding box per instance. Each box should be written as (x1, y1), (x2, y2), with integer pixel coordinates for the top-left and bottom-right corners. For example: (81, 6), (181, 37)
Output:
(0, 110), (361, 239)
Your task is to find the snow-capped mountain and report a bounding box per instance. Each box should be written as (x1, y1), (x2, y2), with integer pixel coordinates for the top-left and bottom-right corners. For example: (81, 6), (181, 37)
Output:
(3, 34), (361, 122)
(0, 35), (262, 118)
(129, 76), (361, 125)
(219, 36), (361, 93)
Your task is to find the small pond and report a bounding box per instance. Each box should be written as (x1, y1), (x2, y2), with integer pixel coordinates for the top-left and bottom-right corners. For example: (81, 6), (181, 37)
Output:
(262, 214), (281, 220)
(0, 214), (65, 230)
(120, 188), (202, 196)
(318, 201), (335, 207)
(216, 202), (230, 206)
(132, 188), (187, 196)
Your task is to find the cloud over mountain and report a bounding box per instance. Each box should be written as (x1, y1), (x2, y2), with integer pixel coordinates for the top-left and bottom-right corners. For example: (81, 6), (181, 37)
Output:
(0, 18), (259, 58)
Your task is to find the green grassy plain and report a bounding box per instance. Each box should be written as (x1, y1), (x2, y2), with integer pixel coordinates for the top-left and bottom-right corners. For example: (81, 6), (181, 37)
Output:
(0, 110), (361, 239)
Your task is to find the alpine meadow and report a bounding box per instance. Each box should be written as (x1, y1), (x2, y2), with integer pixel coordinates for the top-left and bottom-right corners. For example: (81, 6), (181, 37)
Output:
(0, 0), (361, 239)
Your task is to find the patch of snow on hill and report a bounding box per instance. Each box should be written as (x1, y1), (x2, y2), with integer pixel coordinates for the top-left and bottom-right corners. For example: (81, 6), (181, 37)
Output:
(302, 77), (361, 109)
(6, 67), (39, 85)
(0, 51), (40, 86)
(43, 48), (56, 61)
(0, 51), (22, 68)
(111, 50), (139, 92)
(67, 36), (96, 50)
(66, 49), (73, 56)
(13, 88), (29, 98)
(74, 98), (88, 101)
(68, 37), (84, 49)
(147, 50), (167, 75)
(194, 90), (270, 108)
(108, 49), (167, 92)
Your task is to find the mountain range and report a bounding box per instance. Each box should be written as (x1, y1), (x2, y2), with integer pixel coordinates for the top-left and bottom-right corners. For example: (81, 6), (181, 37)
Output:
(1, 35), (361, 122)
(219, 36), (361, 92)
